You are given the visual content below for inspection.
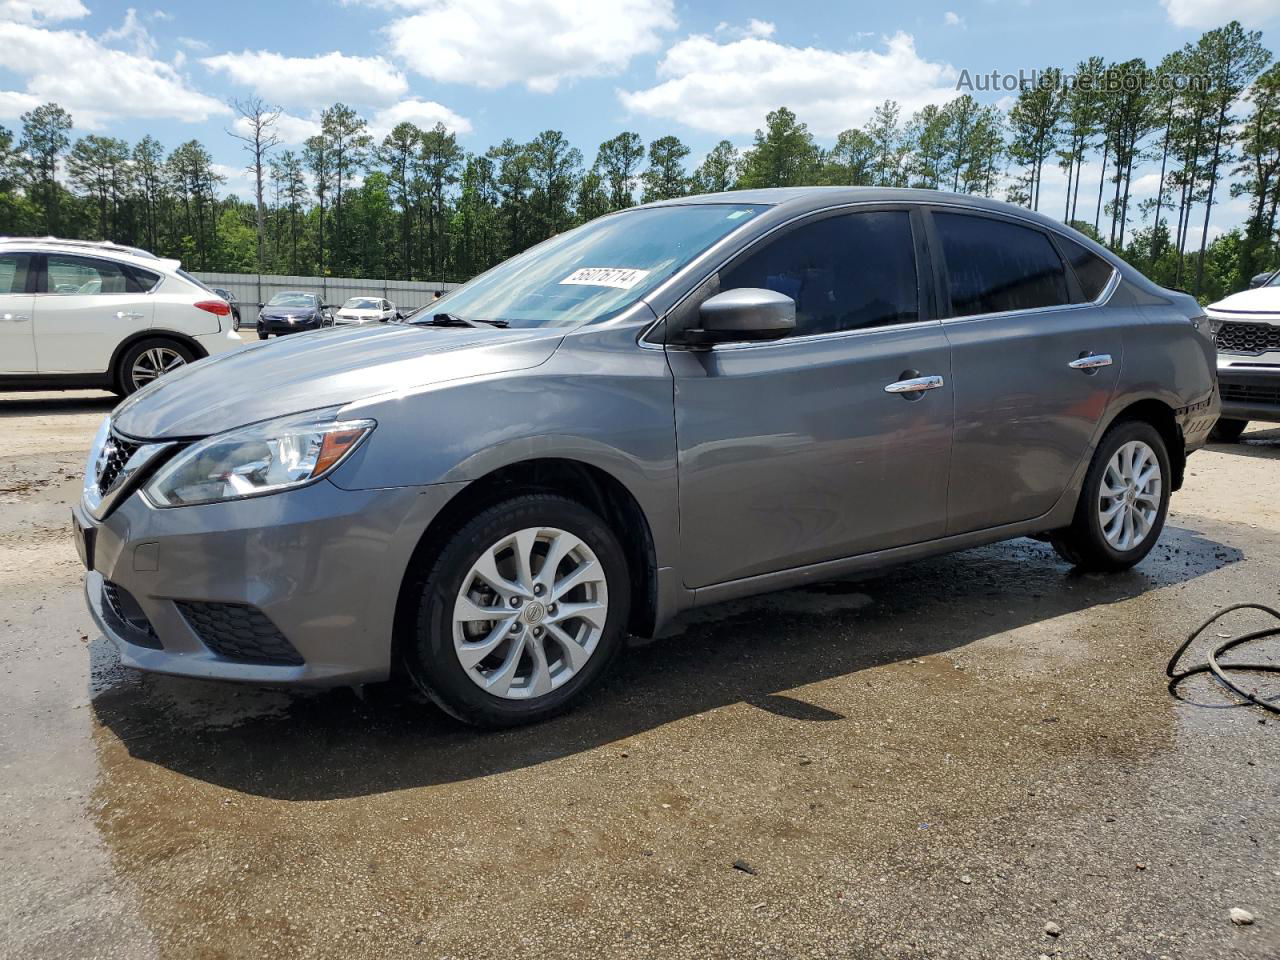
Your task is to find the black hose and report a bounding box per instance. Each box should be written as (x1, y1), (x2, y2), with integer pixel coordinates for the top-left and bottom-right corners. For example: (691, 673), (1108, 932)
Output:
(1167, 603), (1280, 714)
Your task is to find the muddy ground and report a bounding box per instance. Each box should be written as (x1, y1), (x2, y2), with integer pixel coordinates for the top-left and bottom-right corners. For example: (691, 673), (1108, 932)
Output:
(0, 390), (1277, 960)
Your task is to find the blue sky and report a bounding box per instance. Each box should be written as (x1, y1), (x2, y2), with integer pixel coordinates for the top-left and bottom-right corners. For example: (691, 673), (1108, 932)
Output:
(0, 0), (1276, 234)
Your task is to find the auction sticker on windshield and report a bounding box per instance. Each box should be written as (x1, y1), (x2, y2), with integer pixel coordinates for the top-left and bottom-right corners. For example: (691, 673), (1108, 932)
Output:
(559, 267), (650, 289)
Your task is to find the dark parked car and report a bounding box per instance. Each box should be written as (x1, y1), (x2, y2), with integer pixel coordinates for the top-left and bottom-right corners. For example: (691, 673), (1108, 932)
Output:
(77, 188), (1218, 727)
(256, 292), (331, 338)
(212, 287), (241, 330)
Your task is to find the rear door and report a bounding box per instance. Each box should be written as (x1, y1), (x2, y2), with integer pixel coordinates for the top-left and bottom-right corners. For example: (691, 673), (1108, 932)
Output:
(668, 207), (954, 589)
(0, 253), (36, 373)
(34, 253), (156, 373)
(929, 209), (1122, 534)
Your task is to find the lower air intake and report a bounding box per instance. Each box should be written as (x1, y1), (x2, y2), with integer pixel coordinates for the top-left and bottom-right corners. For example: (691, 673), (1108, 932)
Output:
(175, 600), (304, 666)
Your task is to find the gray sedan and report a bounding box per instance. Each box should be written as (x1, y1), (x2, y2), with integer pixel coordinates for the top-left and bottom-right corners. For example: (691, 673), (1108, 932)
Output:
(74, 188), (1219, 727)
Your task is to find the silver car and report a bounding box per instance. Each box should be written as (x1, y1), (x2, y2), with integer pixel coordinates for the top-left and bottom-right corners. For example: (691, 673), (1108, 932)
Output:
(74, 188), (1219, 727)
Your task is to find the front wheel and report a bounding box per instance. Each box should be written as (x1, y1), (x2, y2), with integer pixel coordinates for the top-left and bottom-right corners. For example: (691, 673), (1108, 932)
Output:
(1049, 420), (1171, 572)
(1210, 418), (1248, 443)
(405, 494), (631, 727)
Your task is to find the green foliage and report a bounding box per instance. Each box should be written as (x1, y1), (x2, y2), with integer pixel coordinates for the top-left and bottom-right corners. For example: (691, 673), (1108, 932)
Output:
(2, 19), (1274, 305)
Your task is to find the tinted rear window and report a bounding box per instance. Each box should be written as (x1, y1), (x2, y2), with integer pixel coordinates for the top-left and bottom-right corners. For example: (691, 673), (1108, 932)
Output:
(1056, 235), (1116, 301)
(935, 212), (1070, 317)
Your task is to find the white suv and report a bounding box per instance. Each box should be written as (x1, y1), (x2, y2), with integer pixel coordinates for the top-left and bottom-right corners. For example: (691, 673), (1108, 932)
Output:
(0, 237), (243, 395)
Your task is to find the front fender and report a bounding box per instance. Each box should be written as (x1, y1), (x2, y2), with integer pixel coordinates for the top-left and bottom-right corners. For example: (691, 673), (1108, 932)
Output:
(329, 322), (679, 566)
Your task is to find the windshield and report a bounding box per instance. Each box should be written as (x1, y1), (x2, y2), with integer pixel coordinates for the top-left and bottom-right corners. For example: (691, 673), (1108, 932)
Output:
(1266, 271), (1280, 288)
(410, 203), (766, 329)
(268, 293), (317, 307)
(343, 298), (381, 310)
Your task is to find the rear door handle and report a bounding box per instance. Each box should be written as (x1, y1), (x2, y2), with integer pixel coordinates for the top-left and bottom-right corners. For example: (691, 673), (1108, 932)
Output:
(1068, 353), (1112, 371)
(1, 313), (30, 322)
(884, 375), (945, 395)
(116, 311), (145, 320)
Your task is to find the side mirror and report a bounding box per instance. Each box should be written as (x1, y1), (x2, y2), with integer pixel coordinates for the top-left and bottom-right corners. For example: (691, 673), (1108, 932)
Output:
(257, 302), (265, 309)
(1249, 272), (1273, 289)
(683, 288), (795, 347)
(322, 303), (335, 310)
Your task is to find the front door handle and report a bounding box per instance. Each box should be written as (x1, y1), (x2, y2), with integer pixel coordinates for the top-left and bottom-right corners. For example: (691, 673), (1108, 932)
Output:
(1068, 353), (1113, 372)
(1, 313), (30, 322)
(884, 375), (945, 395)
(116, 311), (145, 320)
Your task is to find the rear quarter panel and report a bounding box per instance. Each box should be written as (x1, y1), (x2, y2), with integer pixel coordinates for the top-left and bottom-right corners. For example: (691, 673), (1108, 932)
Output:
(1109, 296), (1218, 449)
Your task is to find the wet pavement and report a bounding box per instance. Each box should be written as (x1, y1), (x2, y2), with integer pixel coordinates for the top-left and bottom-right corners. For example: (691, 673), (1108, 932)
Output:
(1, 390), (1277, 960)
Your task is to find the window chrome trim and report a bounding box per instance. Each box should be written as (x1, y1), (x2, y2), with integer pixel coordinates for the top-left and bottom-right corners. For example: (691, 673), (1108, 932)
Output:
(937, 266), (1120, 326)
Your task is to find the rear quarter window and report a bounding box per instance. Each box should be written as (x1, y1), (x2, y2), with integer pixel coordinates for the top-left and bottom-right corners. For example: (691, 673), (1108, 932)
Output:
(1056, 235), (1117, 301)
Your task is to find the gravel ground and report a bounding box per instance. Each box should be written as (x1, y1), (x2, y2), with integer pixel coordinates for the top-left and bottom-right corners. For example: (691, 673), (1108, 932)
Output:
(0, 390), (1277, 960)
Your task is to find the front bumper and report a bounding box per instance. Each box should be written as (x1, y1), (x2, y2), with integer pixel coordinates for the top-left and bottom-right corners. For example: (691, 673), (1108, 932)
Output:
(257, 316), (325, 335)
(77, 478), (465, 685)
(1217, 351), (1280, 422)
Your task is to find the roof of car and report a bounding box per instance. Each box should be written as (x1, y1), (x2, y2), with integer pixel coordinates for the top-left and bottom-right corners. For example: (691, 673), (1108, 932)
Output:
(0, 236), (181, 272)
(640, 186), (1080, 237)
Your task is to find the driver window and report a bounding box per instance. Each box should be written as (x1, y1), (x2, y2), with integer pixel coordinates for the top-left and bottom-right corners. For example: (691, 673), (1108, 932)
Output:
(719, 211), (919, 337)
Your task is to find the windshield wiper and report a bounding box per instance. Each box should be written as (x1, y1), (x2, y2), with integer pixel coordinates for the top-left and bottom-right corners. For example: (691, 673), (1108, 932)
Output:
(422, 312), (509, 329)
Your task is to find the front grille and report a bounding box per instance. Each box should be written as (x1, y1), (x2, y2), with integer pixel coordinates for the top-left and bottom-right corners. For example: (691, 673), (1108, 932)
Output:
(175, 601), (304, 666)
(94, 433), (142, 498)
(102, 580), (162, 648)
(1221, 382), (1280, 407)
(1217, 321), (1280, 354)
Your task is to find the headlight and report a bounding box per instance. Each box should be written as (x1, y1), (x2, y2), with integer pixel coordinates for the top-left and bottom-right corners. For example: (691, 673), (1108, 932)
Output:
(142, 411), (375, 507)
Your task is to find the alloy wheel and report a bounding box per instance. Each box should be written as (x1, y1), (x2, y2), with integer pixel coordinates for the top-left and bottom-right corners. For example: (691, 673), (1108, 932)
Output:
(130, 346), (187, 389)
(451, 526), (609, 700)
(1098, 439), (1162, 551)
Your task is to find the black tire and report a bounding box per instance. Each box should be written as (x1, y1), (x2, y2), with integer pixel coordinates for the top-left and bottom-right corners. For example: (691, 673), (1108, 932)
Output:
(404, 494), (631, 728)
(115, 337), (197, 395)
(1210, 418), (1248, 443)
(1049, 419), (1172, 572)
(258, 332), (270, 340)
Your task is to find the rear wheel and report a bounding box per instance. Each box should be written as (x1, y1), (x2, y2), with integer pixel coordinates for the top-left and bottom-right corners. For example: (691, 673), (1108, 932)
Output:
(1049, 420), (1171, 572)
(1210, 418), (1248, 443)
(116, 338), (195, 395)
(405, 494), (631, 727)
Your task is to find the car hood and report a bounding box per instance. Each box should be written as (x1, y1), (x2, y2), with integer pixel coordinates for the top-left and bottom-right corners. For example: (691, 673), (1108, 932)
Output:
(1209, 287), (1280, 315)
(112, 322), (564, 440)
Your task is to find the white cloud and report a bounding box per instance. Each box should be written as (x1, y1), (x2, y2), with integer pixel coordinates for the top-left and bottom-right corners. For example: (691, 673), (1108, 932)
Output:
(715, 18), (775, 39)
(202, 49), (409, 108)
(101, 8), (157, 56)
(0, 20), (228, 128)
(1160, 0), (1277, 28)
(619, 30), (958, 137)
(369, 98), (472, 139)
(944, 11), (964, 26)
(378, 0), (677, 93)
(177, 35), (207, 50)
(0, 0), (87, 24)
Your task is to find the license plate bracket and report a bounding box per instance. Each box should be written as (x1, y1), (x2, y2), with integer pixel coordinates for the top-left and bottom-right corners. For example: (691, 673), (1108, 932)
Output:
(72, 511), (95, 571)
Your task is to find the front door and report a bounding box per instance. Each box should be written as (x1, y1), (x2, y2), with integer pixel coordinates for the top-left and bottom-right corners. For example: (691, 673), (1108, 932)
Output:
(0, 253), (36, 373)
(668, 208), (954, 589)
(929, 209), (1123, 534)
